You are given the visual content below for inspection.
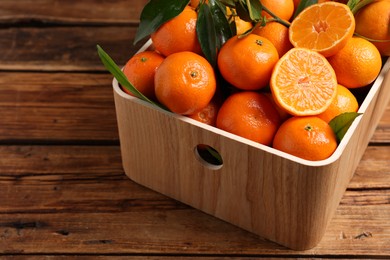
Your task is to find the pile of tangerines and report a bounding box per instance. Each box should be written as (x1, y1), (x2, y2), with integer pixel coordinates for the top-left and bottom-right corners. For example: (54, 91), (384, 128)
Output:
(122, 0), (389, 161)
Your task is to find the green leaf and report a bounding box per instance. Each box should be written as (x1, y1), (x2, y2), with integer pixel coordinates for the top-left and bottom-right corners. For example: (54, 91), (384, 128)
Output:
(134, 0), (189, 45)
(246, 0), (262, 21)
(329, 112), (362, 143)
(96, 45), (168, 110)
(346, 0), (360, 11)
(229, 19), (237, 35)
(197, 145), (223, 166)
(197, 4), (218, 66)
(197, 0), (233, 66)
(348, 0), (374, 14)
(235, 0), (252, 22)
(214, 0), (228, 15)
(219, 0), (235, 8)
(205, 146), (223, 165)
(293, 0), (318, 19)
(209, 0), (234, 45)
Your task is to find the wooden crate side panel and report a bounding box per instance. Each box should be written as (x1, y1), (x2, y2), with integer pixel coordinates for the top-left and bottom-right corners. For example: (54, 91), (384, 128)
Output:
(114, 90), (339, 250)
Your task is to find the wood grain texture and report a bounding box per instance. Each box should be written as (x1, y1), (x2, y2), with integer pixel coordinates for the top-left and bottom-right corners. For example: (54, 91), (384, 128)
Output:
(0, 72), (118, 142)
(1, 0), (389, 257)
(0, 0), (149, 24)
(371, 105), (390, 143)
(350, 146), (390, 189)
(0, 146), (389, 256)
(1, 206), (389, 256)
(0, 27), (146, 71)
(0, 145), (390, 213)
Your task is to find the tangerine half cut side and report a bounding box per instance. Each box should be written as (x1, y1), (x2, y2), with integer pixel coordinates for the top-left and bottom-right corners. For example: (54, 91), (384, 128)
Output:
(270, 48), (337, 116)
(289, 2), (355, 57)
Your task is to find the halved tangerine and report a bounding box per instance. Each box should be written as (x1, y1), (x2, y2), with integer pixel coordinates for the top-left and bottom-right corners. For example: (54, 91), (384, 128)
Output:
(270, 48), (337, 116)
(289, 2), (355, 57)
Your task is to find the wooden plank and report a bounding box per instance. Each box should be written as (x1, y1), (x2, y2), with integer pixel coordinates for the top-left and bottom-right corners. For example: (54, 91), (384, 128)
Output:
(0, 106), (118, 142)
(0, 146), (122, 175)
(350, 145), (390, 189)
(0, 0), (149, 24)
(0, 207), (389, 256)
(1, 72), (389, 143)
(0, 146), (182, 214)
(0, 27), (146, 71)
(0, 72), (114, 108)
(0, 72), (118, 142)
(1, 146), (389, 256)
(0, 144), (385, 182)
(0, 145), (388, 212)
(371, 105), (390, 143)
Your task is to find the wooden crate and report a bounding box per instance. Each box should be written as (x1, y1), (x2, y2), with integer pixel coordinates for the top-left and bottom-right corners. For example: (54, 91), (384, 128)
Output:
(112, 46), (390, 250)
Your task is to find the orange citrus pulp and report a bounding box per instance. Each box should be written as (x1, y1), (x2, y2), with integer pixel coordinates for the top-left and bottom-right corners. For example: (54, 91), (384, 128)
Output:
(289, 2), (355, 57)
(270, 48), (337, 116)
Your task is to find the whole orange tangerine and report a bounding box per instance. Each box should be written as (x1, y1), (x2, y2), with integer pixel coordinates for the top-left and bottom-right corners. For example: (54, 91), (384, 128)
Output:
(252, 21), (293, 57)
(123, 51), (164, 100)
(151, 6), (202, 57)
(216, 91), (281, 145)
(327, 37), (382, 88)
(355, 0), (390, 56)
(188, 97), (220, 126)
(260, 0), (294, 21)
(317, 84), (359, 123)
(217, 34), (279, 90)
(273, 116), (337, 161)
(155, 51), (216, 115)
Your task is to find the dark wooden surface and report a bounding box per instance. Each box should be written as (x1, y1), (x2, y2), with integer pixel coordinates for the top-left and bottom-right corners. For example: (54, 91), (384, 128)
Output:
(1, 1), (389, 258)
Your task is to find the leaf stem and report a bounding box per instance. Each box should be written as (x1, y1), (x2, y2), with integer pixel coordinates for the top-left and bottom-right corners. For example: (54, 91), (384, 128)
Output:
(350, 0), (374, 14)
(261, 5), (291, 27)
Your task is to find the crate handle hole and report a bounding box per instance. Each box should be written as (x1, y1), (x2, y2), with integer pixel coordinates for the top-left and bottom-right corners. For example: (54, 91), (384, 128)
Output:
(194, 144), (223, 170)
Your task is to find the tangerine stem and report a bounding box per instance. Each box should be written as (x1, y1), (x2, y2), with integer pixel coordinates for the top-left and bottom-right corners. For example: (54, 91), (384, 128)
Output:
(354, 32), (390, 43)
(261, 5), (291, 27)
(304, 124), (313, 132)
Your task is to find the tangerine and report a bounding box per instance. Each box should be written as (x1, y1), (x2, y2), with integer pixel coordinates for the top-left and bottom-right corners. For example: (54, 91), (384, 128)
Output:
(355, 0), (390, 56)
(217, 34), (279, 90)
(327, 37), (382, 88)
(123, 51), (164, 100)
(264, 92), (291, 121)
(188, 96), (220, 126)
(216, 91), (281, 145)
(260, 0), (295, 21)
(317, 84), (359, 123)
(252, 21), (293, 57)
(151, 6), (202, 57)
(273, 116), (337, 161)
(289, 2), (355, 57)
(155, 51), (216, 115)
(293, 0), (335, 10)
(270, 48), (337, 116)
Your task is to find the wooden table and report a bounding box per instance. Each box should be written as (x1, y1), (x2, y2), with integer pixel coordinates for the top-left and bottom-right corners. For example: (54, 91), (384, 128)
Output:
(1, 1), (389, 258)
